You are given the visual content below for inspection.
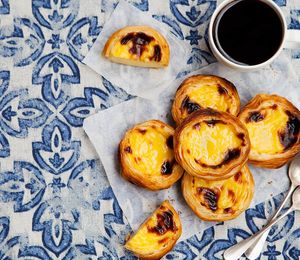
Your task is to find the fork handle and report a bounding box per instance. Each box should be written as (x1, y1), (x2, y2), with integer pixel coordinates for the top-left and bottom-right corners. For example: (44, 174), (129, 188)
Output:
(223, 207), (294, 260)
(245, 185), (296, 260)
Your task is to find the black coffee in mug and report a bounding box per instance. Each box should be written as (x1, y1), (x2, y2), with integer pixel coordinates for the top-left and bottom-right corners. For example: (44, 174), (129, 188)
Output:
(213, 0), (284, 66)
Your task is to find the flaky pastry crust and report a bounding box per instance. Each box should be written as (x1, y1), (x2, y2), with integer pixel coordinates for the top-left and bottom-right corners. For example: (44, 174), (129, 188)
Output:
(182, 165), (254, 221)
(172, 75), (240, 124)
(125, 200), (182, 260)
(103, 26), (170, 68)
(238, 94), (300, 168)
(119, 120), (184, 190)
(174, 108), (250, 180)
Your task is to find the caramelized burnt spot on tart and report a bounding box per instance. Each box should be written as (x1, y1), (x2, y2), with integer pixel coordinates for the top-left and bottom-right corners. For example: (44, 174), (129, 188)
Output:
(120, 32), (162, 61)
(172, 75), (240, 124)
(195, 148), (241, 169)
(246, 111), (265, 123)
(125, 200), (182, 259)
(279, 111), (300, 151)
(166, 135), (174, 149)
(124, 146), (132, 153)
(174, 108), (250, 180)
(103, 26), (170, 68)
(147, 209), (177, 235)
(161, 160), (174, 175)
(197, 187), (218, 211)
(217, 85), (229, 95)
(238, 94), (300, 168)
(182, 165), (254, 221)
(119, 120), (184, 190)
(181, 96), (202, 115)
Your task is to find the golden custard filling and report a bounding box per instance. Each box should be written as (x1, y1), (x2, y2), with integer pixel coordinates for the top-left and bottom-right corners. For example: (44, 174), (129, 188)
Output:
(245, 106), (291, 154)
(181, 121), (243, 167)
(192, 166), (252, 214)
(181, 85), (233, 117)
(126, 210), (176, 252)
(125, 127), (174, 176)
(110, 32), (162, 62)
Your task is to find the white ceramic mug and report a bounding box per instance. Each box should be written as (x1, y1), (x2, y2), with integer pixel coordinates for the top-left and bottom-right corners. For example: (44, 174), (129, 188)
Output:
(208, 0), (300, 71)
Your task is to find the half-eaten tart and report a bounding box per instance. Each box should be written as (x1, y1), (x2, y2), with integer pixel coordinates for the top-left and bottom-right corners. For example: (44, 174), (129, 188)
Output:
(174, 108), (250, 180)
(125, 200), (182, 260)
(238, 94), (300, 168)
(103, 26), (170, 68)
(119, 120), (184, 190)
(182, 165), (254, 221)
(172, 75), (240, 124)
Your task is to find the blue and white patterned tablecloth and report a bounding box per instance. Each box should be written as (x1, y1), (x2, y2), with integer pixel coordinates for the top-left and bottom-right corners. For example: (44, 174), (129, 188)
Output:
(0, 0), (300, 259)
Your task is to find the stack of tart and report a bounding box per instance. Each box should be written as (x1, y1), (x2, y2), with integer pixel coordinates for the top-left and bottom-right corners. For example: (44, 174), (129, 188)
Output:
(172, 75), (254, 222)
(118, 74), (300, 259)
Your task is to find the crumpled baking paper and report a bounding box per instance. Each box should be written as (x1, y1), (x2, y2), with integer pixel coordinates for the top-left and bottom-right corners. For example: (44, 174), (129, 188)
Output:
(83, 0), (189, 100)
(84, 52), (300, 241)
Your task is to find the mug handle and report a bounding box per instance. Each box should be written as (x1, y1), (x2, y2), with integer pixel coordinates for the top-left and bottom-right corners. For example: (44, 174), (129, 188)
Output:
(284, 29), (300, 49)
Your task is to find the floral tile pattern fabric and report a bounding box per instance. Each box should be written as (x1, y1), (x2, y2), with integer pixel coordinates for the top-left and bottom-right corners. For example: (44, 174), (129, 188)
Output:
(0, 0), (299, 259)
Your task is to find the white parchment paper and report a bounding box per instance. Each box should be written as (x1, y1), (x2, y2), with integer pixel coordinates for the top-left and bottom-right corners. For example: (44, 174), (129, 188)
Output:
(83, 0), (189, 100)
(84, 52), (300, 241)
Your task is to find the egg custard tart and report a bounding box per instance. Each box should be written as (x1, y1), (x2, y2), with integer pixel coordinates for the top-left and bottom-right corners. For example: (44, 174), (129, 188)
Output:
(182, 165), (254, 221)
(238, 94), (300, 168)
(174, 109), (250, 180)
(103, 26), (170, 68)
(125, 200), (182, 259)
(119, 120), (184, 190)
(172, 75), (240, 124)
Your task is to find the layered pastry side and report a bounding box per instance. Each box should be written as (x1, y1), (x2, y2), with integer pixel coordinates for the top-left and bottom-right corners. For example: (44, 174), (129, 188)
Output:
(103, 26), (170, 68)
(119, 120), (184, 190)
(172, 75), (240, 124)
(182, 165), (254, 221)
(174, 108), (250, 180)
(125, 200), (182, 259)
(239, 94), (300, 168)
